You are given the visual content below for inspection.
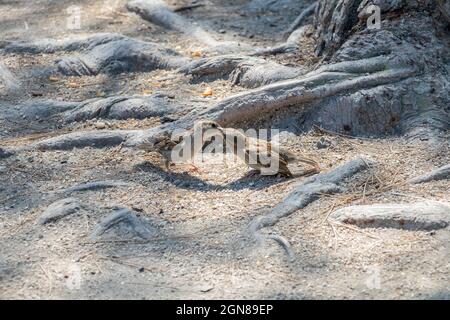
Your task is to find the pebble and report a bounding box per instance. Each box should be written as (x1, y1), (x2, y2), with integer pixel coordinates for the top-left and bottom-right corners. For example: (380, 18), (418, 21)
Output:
(95, 121), (106, 129)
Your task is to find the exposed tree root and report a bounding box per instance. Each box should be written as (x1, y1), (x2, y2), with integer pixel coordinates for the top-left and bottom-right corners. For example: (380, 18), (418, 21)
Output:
(199, 55), (416, 125)
(3, 33), (125, 54)
(9, 0), (449, 154)
(409, 164), (450, 184)
(1, 93), (183, 133)
(22, 54), (416, 152)
(38, 198), (82, 225)
(3, 34), (188, 76)
(33, 130), (133, 151)
(56, 37), (188, 76)
(4, 33), (295, 88)
(247, 157), (374, 261)
(282, 2), (317, 40)
(179, 54), (303, 88)
(57, 180), (134, 194)
(91, 208), (158, 240)
(0, 61), (19, 92)
(330, 201), (450, 230)
(127, 0), (250, 53)
(63, 94), (183, 122)
(268, 234), (296, 262)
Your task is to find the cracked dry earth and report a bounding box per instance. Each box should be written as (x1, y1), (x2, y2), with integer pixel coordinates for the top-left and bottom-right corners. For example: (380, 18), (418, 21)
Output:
(1, 0), (449, 299)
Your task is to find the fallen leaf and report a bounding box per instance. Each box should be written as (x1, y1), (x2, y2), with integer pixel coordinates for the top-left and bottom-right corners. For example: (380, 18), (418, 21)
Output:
(202, 87), (213, 97)
(191, 49), (202, 57)
(67, 82), (79, 88)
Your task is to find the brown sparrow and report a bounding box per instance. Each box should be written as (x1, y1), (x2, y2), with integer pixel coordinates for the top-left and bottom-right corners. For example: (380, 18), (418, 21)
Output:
(221, 127), (319, 177)
(138, 120), (222, 171)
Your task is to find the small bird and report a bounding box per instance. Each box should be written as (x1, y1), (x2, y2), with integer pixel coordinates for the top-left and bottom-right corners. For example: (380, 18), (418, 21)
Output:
(138, 130), (180, 170)
(221, 127), (320, 178)
(182, 120), (223, 157)
(138, 120), (222, 171)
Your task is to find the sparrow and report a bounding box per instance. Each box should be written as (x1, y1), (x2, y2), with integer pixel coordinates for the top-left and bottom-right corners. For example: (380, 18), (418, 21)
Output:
(138, 130), (180, 170)
(138, 120), (222, 171)
(220, 127), (320, 178)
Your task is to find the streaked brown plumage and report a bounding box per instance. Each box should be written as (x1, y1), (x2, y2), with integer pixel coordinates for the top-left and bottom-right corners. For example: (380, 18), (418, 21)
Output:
(221, 127), (319, 177)
(138, 120), (222, 170)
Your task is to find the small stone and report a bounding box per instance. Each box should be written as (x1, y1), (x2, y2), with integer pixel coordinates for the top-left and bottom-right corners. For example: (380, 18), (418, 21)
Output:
(95, 121), (106, 129)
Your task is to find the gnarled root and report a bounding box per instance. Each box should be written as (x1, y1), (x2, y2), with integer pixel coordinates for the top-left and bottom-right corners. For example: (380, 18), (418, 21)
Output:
(179, 54), (303, 88)
(25, 55), (416, 152)
(127, 0), (250, 53)
(4, 34), (189, 76)
(248, 157), (374, 261)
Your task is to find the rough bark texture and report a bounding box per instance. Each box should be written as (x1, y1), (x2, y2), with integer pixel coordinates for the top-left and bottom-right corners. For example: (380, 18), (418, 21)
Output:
(180, 55), (304, 88)
(0, 94), (184, 140)
(4, 34), (188, 76)
(307, 0), (450, 138)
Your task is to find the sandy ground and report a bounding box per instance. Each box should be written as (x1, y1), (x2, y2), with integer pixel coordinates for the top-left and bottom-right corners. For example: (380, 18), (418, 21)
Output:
(0, 0), (449, 299)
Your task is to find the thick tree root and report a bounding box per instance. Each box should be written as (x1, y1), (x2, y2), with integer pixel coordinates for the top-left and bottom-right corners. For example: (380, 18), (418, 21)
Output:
(56, 37), (187, 76)
(330, 201), (450, 231)
(3, 33), (285, 87)
(127, 0), (249, 53)
(282, 2), (317, 40)
(3, 34), (188, 76)
(248, 157), (374, 261)
(409, 164), (450, 184)
(3, 33), (125, 54)
(57, 180), (134, 194)
(0, 94), (182, 138)
(198, 55), (416, 125)
(63, 94), (183, 122)
(22, 55), (416, 152)
(179, 54), (303, 88)
(91, 208), (158, 240)
(38, 198), (82, 225)
(33, 130), (134, 151)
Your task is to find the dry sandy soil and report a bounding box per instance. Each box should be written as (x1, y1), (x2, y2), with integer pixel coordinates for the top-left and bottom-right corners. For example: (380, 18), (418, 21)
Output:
(0, 0), (449, 299)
